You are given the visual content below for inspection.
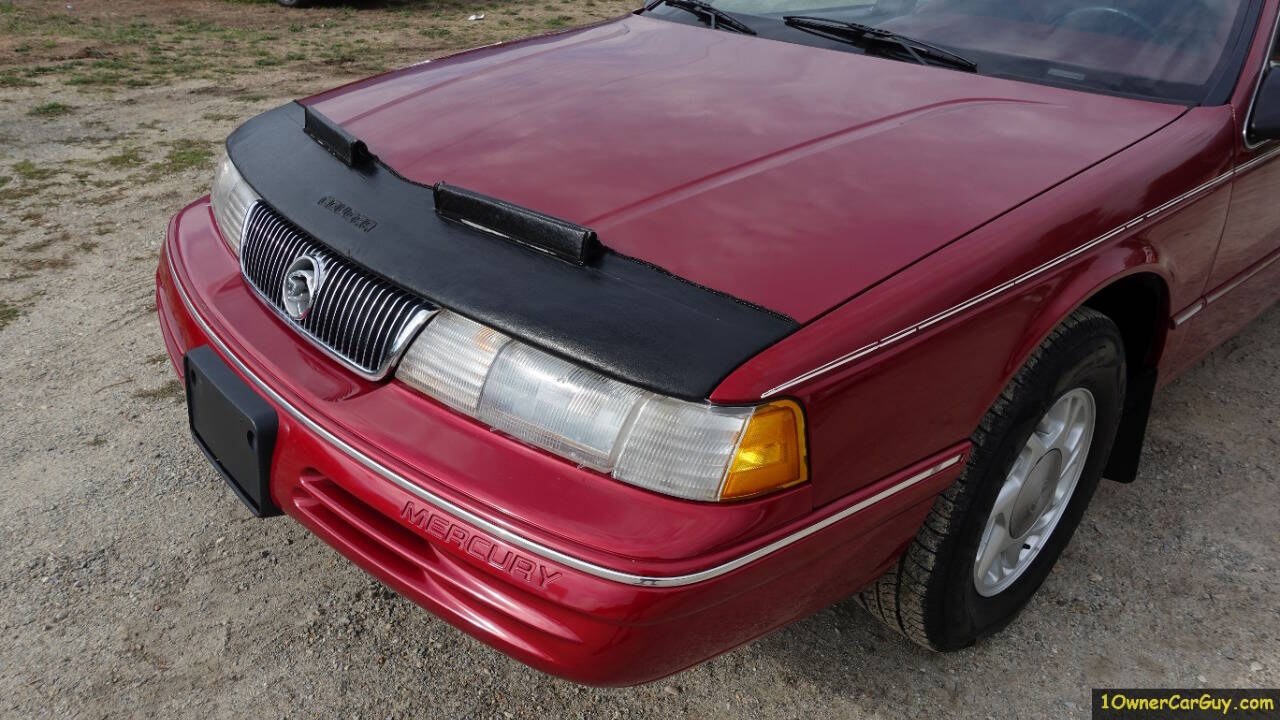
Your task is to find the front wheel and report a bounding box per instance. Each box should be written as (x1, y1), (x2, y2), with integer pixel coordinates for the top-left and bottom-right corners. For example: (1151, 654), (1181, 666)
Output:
(861, 307), (1126, 650)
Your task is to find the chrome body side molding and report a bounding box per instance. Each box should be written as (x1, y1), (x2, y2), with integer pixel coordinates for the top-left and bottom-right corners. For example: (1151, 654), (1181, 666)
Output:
(765, 145), (1280, 399)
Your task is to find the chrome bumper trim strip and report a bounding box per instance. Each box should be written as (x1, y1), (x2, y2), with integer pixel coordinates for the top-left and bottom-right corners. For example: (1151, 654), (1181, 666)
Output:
(167, 243), (965, 587)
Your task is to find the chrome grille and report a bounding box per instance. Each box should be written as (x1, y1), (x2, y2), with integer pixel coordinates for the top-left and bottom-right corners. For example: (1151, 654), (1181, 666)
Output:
(239, 202), (434, 379)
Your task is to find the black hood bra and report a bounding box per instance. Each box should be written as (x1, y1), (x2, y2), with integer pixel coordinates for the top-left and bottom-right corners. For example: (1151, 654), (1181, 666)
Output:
(226, 102), (797, 399)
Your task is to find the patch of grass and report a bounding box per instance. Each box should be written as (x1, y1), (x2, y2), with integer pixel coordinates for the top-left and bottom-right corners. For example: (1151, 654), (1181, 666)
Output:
(12, 160), (58, 182)
(24, 64), (77, 77)
(0, 180), (59, 203)
(28, 101), (73, 118)
(99, 146), (147, 170)
(0, 302), (20, 331)
(201, 113), (239, 122)
(87, 435), (106, 447)
(0, 176), (10, 189)
(67, 70), (128, 87)
(148, 139), (214, 178)
(79, 193), (117, 207)
(0, 74), (38, 88)
(132, 380), (184, 402)
(545, 15), (575, 28)
(319, 46), (361, 65)
(0, 185), (44, 205)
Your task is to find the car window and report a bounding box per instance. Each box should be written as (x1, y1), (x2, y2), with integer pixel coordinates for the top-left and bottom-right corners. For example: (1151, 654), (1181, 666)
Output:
(1272, 16), (1280, 63)
(651, 0), (1256, 103)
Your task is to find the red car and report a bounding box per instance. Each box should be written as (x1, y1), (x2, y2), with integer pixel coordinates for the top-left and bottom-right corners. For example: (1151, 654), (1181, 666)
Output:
(156, 0), (1280, 685)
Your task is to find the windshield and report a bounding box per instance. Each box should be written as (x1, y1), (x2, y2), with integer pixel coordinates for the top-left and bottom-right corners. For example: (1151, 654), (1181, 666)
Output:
(647, 0), (1255, 103)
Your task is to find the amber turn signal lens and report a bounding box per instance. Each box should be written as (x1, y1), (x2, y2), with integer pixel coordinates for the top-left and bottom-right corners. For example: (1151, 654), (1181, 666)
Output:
(720, 400), (808, 500)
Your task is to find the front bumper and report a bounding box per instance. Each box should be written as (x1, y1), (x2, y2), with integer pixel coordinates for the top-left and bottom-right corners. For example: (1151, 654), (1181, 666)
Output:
(156, 197), (967, 685)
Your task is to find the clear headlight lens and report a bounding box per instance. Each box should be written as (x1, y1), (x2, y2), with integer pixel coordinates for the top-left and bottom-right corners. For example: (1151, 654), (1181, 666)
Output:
(397, 311), (808, 502)
(480, 343), (648, 470)
(210, 153), (258, 255)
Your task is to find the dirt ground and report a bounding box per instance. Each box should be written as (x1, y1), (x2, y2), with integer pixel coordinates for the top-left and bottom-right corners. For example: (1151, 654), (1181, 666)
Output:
(0, 1), (1277, 718)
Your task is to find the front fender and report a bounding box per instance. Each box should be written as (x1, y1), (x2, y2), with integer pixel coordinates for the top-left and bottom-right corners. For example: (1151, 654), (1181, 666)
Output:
(714, 106), (1234, 505)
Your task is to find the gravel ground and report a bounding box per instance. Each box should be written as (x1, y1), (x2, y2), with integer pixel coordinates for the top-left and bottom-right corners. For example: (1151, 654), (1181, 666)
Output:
(1, 1), (1277, 718)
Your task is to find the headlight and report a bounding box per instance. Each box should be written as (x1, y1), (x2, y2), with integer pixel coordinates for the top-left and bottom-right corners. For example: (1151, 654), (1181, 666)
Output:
(210, 153), (258, 255)
(397, 311), (808, 502)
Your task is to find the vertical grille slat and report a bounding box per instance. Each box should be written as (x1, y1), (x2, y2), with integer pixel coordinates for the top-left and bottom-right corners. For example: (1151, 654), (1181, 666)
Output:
(264, 216), (293, 284)
(365, 296), (408, 370)
(338, 276), (375, 358)
(357, 288), (394, 369)
(321, 265), (356, 342)
(246, 210), (272, 288)
(238, 203), (433, 379)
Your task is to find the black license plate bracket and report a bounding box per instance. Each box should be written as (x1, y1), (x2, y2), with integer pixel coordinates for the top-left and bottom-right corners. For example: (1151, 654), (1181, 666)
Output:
(184, 345), (280, 517)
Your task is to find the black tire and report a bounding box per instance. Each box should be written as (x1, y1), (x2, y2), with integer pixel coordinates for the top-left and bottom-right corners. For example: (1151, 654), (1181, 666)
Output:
(860, 307), (1126, 650)
(276, 0), (314, 7)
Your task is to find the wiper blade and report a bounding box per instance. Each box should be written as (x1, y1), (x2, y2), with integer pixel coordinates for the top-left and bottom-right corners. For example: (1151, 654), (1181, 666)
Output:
(661, 0), (757, 35)
(783, 16), (976, 72)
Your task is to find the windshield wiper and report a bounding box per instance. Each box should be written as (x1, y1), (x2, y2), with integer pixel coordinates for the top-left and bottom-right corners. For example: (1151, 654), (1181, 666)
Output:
(660, 0), (757, 35)
(783, 16), (975, 72)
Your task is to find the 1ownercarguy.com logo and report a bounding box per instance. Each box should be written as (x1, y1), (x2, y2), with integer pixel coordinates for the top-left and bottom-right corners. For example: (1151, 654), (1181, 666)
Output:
(1093, 689), (1278, 719)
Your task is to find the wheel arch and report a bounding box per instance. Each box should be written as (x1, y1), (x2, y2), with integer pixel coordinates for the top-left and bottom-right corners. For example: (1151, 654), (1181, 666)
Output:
(1005, 260), (1173, 483)
(1081, 271), (1171, 372)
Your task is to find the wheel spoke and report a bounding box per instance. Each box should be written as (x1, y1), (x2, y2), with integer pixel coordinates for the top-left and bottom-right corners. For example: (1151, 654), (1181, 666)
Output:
(990, 470), (1022, 520)
(1059, 450), (1085, 487)
(1063, 396), (1085, 452)
(999, 538), (1025, 570)
(1028, 423), (1053, 456)
(973, 387), (1098, 597)
(975, 521), (1011, 581)
(1041, 394), (1074, 450)
(1026, 510), (1055, 539)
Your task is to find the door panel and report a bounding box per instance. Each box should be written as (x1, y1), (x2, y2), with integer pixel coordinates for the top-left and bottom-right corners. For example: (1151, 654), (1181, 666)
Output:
(1194, 8), (1280, 345)
(1166, 248), (1280, 379)
(1165, 4), (1280, 377)
(1210, 149), (1280, 289)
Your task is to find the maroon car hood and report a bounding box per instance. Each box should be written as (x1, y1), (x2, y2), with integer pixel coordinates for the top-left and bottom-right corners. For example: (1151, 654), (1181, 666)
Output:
(305, 15), (1184, 322)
